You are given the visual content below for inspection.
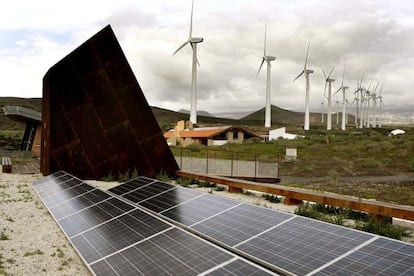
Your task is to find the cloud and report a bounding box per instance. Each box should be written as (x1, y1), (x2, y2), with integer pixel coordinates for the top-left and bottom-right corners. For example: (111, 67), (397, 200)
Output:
(0, 0), (413, 117)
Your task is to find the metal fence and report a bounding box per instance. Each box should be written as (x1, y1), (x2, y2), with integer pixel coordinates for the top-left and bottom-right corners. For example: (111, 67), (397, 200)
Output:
(172, 147), (279, 178)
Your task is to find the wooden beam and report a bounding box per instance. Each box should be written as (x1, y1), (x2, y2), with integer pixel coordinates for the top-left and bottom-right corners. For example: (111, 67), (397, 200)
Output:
(175, 171), (414, 221)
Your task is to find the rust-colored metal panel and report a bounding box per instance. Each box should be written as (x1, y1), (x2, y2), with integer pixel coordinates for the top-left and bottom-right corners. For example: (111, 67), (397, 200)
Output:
(41, 25), (179, 179)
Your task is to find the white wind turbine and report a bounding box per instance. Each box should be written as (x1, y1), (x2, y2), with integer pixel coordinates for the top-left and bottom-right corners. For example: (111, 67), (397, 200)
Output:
(353, 74), (364, 127)
(257, 26), (276, 128)
(322, 67), (335, 130)
(335, 65), (349, 131)
(371, 83), (379, 128)
(173, 0), (203, 124)
(293, 42), (313, 131)
(377, 85), (384, 128)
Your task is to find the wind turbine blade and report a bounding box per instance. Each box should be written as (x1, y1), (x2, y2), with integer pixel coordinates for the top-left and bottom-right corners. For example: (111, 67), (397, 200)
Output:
(327, 66), (335, 79)
(189, 0), (194, 38)
(359, 73), (365, 88)
(293, 71), (304, 82)
(264, 25), (267, 56)
(173, 41), (189, 55)
(323, 81), (327, 98)
(341, 64), (346, 86)
(304, 41), (310, 70)
(335, 87), (342, 94)
(322, 68), (327, 79)
(257, 58), (265, 77)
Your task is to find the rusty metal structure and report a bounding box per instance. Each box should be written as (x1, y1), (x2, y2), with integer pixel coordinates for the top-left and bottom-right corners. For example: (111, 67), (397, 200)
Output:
(41, 25), (178, 179)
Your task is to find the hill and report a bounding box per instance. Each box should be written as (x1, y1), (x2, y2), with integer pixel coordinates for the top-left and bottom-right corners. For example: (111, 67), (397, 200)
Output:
(0, 97), (322, 132)
(241, 105), (321, 125)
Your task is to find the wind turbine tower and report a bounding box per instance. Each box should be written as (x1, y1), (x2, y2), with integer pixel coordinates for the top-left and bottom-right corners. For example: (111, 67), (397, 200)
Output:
(377, 85), (384, 128)
(294, 42), (313, 131)
(257, 26), (276, 128)
(323, 67), (335, 130)
(173, 0), (203, 124)
(335, 65), (349, 131)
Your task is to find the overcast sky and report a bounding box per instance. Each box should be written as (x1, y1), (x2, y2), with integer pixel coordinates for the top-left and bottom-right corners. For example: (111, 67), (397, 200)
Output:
(1, 0), (413, 115)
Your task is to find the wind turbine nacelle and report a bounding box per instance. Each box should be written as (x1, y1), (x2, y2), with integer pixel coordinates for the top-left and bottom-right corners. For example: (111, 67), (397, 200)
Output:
(265, 56), (276, 61)
(305, 69), (314, 74)
(190, 37), (204, 43)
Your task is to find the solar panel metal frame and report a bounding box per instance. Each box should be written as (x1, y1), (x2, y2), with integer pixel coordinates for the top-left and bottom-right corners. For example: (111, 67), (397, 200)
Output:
(33, 171), (277, 276)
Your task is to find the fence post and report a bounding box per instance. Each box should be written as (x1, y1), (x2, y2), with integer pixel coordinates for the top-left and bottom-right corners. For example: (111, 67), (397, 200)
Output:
(231, 152), (234, 177)
(180, 147), (183, 169)
(255, 153), (257, 178)
(206, 149), (209, 174)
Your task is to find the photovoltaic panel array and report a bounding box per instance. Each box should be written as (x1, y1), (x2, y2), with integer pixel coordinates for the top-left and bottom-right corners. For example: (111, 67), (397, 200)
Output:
(110, 176), (414, 276)
(33, 171), (275, 276)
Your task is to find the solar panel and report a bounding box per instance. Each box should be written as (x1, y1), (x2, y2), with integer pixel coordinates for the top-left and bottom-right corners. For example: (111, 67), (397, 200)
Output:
(110, 176), (414, 276)
(120, 181), (175, 204)
(34, 172), (275, 276)
(314, 237), (414, 275)
(109, 177), (156, 196)
(139, 186), (203, 213)
(236, 216), (374, 275)
(160, 193), (241, 226)
(192, 203), (293, 246)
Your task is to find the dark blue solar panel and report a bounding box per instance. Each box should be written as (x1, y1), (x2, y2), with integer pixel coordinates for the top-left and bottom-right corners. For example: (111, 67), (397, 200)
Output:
(161, 193), (240, 226)
(139, 186), (203, 213)
(205, 259), (274, 276)
(49, 189), (111, 220)
(236, 216), (374, 275)
(316, 237), (414, 275)
(121, 181), (175, 204)
(58, 197), (135, 237)
(71, 208), (171, 263)
(109, 177), (155, 196)
(94, 228), (234, 275)
(192, 203), (293, 246)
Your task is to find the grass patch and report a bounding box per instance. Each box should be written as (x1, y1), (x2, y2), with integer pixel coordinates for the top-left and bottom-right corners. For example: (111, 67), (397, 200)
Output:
(295, 203), (411, 240)
(262, 194), (281, 203)
(23, 249), (44, 257)
(0, 230), (10, 241)
(214, 186), (226, 191)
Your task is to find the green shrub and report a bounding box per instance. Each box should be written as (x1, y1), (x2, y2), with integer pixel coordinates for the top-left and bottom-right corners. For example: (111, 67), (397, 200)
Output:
(355, 217), (410, 240)
(409, 158), (414, 171)
(262, 194), (281, 203)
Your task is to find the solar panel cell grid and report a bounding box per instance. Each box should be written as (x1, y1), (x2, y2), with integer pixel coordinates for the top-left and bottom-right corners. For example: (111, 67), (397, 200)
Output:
(161, 193), (240, 226)
(48, 188), (112, 220)
(316, 237), (414, 275)
(236, 216), (374, 275)
(192, 203), (293, 246)
(205, 259), (274, 276)
(139, 186), (203, 213)
(120, 181), (175, 204)
(109, 177), (155, 196)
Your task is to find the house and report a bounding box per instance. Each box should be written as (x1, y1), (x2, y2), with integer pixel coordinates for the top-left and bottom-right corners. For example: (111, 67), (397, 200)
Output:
(164, 120), (260, 147)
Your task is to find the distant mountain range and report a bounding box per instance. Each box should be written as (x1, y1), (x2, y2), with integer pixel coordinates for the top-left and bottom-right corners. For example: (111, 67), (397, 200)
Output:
(1, 97), (410, 132)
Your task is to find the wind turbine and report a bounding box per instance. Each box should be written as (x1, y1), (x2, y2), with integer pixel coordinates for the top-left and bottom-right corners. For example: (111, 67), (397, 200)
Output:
(335, 65), (349, 131)
(365, 83), (372, 127)
(353, 74), (364, 127)
(377, 85), (384, 128)
(173, 0), (203, 124)
(257, 25), (276, 128)
(293, 42), (313, 131)
(322, 67), (335, 130)
(371, 83), (379, 128)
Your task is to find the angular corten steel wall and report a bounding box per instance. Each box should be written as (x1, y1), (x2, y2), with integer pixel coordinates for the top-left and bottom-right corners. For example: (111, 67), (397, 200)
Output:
(41, 25), (179, 179)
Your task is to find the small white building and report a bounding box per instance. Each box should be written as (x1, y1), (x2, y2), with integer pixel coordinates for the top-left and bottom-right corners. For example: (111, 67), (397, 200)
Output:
(269, 127), (303, 140)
